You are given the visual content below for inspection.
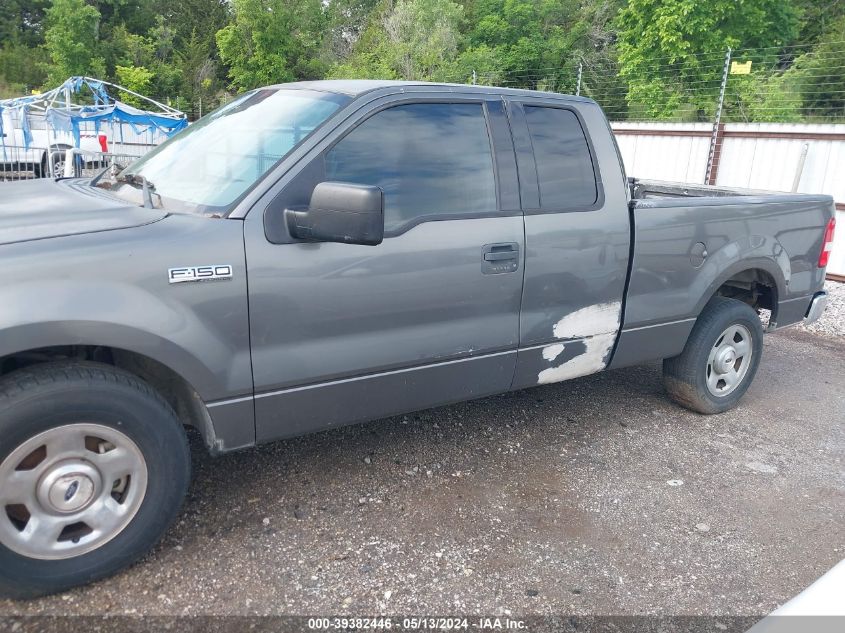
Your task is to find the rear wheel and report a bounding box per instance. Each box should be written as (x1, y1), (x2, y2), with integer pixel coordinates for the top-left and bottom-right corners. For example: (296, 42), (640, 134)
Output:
(663, 297), (764, 414)
(48, 150), (67, 178)
(0, 362), (190, 599)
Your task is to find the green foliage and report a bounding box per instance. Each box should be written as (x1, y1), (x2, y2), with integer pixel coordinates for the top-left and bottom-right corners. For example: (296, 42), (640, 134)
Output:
(616, 0), (800, 119)
(216, 0), (328, 92)
(324, 0), (381, 61)
(465, 0), (621, 90)
(0, 0), (842, 123)
(792, 0), (845, 46)
(175, 30), (223, 111)
(788, 17), (845, 120)
(382, 0), (464, 79)
(328, 0), (464, 80)
(0, 41), (49, 94)
(724, 13), (845, 123)
(443, 44), (504, 85)
(0, 0), (50, 47)
(114, 64), (154, 106)
(43, 0), (107, 84)
(327, 0), (399, 79)
(728, 73), (804, 122)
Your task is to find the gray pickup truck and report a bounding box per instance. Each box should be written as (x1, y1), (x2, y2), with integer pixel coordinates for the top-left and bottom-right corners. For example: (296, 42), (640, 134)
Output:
(0, 80), (835, 598)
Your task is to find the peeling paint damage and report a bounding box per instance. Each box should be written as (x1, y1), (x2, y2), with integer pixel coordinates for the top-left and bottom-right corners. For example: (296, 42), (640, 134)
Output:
(541, 343), (565, 362)
(538, 301), (622, 385)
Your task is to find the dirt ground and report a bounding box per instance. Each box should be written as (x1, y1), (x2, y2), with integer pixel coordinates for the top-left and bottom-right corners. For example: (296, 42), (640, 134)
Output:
(1, 327), (843, 620)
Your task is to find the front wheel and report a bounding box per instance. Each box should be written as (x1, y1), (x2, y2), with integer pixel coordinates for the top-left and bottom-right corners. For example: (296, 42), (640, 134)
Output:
(663, 297), (764, 414)
(0, 362), (190, 599)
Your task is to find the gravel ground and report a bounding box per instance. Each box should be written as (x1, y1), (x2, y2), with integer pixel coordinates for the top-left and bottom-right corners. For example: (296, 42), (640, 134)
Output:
(0, 328), (842, 621)
(799, 280), (845, 338)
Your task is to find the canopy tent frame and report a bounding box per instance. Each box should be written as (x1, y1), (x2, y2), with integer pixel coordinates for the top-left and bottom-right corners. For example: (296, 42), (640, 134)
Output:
(0, 76), (187, 158)
(1, 76), (183, 118)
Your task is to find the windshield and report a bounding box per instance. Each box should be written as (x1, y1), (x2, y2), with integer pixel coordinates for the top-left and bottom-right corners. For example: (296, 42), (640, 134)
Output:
(113, 88), (350, 214)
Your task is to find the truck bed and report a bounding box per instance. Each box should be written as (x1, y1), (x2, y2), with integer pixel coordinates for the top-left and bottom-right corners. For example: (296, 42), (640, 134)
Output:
(609, 177), (835, 369)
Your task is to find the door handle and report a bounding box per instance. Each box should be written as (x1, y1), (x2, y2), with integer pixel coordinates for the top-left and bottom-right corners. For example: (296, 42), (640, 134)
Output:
(484, 250), (517, 262)
(482, 243), (519, 274)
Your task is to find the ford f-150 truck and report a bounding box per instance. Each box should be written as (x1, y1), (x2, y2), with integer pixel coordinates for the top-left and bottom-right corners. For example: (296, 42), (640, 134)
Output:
(0, 81), (835, 598)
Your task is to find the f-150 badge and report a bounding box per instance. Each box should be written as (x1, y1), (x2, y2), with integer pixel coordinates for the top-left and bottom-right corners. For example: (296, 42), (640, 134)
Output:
(168, 265), (233, 284)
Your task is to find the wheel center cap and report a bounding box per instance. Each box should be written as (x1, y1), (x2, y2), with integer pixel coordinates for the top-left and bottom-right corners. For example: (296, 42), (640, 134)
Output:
(715, 347), (737, 374)
(38, 461), (101, 514)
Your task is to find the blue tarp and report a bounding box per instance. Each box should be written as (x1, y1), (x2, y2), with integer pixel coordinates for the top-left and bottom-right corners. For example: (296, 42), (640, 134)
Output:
(0, 76), (187, 151)
(44, 102), (188, 147)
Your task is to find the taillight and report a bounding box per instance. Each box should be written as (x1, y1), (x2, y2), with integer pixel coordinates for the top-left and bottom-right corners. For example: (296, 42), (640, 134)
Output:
(819, 217), (836, 268)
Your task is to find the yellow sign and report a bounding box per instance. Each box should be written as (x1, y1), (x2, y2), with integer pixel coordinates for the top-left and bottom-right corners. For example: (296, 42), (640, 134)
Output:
(730, 60), (752, 75)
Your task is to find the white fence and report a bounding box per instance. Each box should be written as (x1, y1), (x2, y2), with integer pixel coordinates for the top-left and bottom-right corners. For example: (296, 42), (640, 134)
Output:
(1, 143), (154, 181)
(612, 122), (845, 278)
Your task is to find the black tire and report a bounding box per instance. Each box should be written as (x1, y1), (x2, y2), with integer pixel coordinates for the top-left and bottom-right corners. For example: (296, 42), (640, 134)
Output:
(0, 362), (190, 599)
(663, 297), (764, 414)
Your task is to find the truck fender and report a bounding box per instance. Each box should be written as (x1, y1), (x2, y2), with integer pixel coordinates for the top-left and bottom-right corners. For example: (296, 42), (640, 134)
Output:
(690, 235), (789, 318)
(0, 280), (243, 401)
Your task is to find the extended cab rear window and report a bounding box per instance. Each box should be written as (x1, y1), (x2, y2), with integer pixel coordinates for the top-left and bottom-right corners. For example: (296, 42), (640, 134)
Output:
(524, 106), (598, 210)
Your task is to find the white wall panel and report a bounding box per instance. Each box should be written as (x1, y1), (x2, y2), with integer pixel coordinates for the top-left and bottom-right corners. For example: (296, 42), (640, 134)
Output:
(610, 122), (711, 184)
(611, 122), (845, 277)
(830, 208), (845, 277)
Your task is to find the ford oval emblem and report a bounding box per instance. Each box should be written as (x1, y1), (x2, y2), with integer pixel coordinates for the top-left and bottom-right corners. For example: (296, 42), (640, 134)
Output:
(64, 480), (80, 502)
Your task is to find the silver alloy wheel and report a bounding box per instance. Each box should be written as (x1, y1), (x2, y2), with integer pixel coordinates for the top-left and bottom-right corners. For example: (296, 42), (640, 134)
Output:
(706, 324), (753, 397)
(0, 424), (147, 560)
(50, 156), (65, 178)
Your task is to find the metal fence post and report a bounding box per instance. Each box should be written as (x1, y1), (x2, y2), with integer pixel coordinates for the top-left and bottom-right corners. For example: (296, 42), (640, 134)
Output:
(63, 148), (76, 178)
(576, 61), (583, 96)
(792, 143), (809, 192)
(705, 47), (732, 184)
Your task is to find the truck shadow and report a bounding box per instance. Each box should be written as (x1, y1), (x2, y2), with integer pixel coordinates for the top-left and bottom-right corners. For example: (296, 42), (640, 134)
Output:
(172, 361), (670, 543)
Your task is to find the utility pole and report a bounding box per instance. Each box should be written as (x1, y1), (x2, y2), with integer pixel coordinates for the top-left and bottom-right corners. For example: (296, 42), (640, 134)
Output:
(705, 47), (732, 184)
(575, 61), (583, 96)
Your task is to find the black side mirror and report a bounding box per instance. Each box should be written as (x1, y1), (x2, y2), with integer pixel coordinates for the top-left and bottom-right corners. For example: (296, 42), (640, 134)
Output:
(285, 182), (384, 246)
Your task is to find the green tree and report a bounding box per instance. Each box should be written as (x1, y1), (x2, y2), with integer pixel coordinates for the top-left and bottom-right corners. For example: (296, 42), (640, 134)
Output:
(383, 0), (463, 79)
(0, 42), (49, 96)
(329, 0), (465, 81)
(0, 1), (51, 94)
(0, 0), (50, 47)
(216, 0), (328, 91)
(444, 44), (503, 85)
(792, 0), (845, 46)
(616, 0), (800, 119)
(175, 29), (225, 115)
(4, 0), (839, 124)
(728, 72), (804, 122)
(790, 16), (845, 120)
(455, 0), (623, 93)
(43, 0), (107, 84)
(325, 0), (381, 61)
(328, 0), (400, 79)
(114, 64), (154, 105)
